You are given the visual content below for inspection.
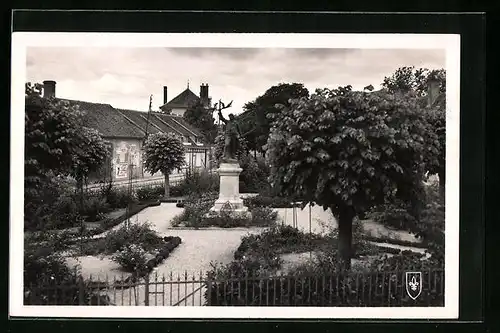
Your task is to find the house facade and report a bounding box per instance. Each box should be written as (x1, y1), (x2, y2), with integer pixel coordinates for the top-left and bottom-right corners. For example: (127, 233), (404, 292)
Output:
(159, 83), (211, 117)
(42, 80), (212, 183)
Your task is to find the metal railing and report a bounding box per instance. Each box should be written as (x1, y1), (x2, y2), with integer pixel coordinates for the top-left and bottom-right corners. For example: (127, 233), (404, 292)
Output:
(24, 268), (444, 307)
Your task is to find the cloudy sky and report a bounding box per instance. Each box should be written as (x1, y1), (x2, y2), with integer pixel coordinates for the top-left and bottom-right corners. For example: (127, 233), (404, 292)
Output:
(26, 47), (445, 116)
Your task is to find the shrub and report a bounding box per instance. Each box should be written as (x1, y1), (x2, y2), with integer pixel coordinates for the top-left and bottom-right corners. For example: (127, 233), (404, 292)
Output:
(23, 247), (110, 305)
(171, 192), (218, 227)
(24, 229), (75, 256)
(78, 196), (110, 222)
(24, 175), (79, 231)
(175, 170), (219, 196)
(102, 186), (137, 208)
(367, 199), (417, 231)
(136, 185), (164, 202)
(235, 224), (326, 261)
(111, 244), (148, 273)
(250, 207), (278, 226)
(239, 154), (270, 193)
(103, 222), (163, 254)
(243, 195), (296, 208)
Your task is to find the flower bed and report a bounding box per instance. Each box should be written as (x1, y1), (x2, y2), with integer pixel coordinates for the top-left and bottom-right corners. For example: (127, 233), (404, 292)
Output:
(171, 192), (278, 228)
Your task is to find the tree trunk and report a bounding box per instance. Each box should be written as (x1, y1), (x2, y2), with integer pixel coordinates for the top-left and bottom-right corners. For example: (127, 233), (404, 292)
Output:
(337, 207), (356, 271)
(77, 178), (84, 210)
(164, 173), (170, 199)
(438, 170), (445, 200)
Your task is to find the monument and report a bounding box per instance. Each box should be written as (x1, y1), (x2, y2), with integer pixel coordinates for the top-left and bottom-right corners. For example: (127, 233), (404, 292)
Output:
(209, 102), (250, 217)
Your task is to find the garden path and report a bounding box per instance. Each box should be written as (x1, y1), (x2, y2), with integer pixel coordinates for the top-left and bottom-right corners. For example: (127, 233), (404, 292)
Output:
(275, 205), (421, 243)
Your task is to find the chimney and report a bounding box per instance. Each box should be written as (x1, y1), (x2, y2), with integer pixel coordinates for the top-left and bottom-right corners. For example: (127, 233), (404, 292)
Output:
(43, 80), (56, 98)
(427, 78), (440, 106)
(200, 83), (209, 105)
(163, 86), (168, 104)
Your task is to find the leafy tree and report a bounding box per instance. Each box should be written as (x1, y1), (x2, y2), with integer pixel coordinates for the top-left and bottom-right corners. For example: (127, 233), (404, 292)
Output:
(70, 127), (110, 195)
(25, 83), (83, 191)
(25, 82), (109, 229)
(265, 86), (439, 270)
(382, 66), (446, 97)
(239, 83), (310, 153)
(383, 67), (446, 197)
(142, 133), (186, 198)
(183, 100), (218, 143)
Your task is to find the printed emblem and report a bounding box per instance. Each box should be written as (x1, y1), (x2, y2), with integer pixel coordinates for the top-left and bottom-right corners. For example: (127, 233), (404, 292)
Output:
(405, 271), (423, 300)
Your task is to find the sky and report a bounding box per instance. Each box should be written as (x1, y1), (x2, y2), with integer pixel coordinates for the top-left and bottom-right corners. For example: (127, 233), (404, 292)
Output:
(26, 47), (445, 117)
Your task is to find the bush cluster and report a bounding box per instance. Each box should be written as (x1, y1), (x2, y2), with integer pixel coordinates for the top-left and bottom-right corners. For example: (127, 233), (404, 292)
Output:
(111, 244), (148, 273)
(170, 192), (218, 227)
(23, 248), (110, 305)
(171, 191), (278, 228)
(235, 224), (327, 260)
(103, 222), (164, 254)
(239, 155), (270, 193)
(136, 185), (165, 202)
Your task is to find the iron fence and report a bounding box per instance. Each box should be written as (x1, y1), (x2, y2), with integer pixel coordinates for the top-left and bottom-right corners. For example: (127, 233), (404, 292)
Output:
(24, 268), (444, 307)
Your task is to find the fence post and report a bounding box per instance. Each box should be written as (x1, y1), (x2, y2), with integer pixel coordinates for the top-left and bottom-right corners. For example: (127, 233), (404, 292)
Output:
(206, 279), (212, 306)
(78, 276), (85, 305)
(144, 273), (150, 306)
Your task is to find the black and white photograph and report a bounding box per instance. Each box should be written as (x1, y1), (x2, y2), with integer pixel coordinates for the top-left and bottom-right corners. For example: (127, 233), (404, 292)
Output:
(10, 32), (460, 319)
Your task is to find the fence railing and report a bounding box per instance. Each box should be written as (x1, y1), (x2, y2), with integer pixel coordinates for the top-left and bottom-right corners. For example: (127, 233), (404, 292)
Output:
(24, 268), (444, 307)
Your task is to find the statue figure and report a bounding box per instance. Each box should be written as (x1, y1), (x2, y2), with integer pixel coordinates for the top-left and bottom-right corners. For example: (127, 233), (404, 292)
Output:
(218, 109), (241, 162)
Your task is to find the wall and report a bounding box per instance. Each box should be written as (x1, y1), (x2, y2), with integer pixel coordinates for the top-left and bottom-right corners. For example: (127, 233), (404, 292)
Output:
(170, 108), (187, 117)
(109, 138), (143, 181)
(90, 138), (212, 183)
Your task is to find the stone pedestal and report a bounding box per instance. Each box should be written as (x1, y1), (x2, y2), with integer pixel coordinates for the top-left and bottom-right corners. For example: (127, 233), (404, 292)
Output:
(209, 161), (250, 217)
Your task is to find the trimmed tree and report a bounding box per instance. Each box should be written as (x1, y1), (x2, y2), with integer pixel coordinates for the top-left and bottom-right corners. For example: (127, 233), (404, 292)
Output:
(71, 127), (110, 197)
(265, 86), (439, 270)
(143, 133), (186, 199)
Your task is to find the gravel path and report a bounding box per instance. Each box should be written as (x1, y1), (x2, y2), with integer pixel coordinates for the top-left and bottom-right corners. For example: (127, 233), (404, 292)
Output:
(67, 200), (423, 306)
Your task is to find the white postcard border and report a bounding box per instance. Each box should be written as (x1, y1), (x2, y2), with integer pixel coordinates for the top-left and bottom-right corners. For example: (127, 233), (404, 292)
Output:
(10, 32), (461, 319)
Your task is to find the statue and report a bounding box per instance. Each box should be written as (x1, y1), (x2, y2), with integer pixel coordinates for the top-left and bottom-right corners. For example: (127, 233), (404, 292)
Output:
(214, 99), (240, 163)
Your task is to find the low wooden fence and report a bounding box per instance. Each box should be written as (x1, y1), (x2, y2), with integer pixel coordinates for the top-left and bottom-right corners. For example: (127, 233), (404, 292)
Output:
(24, 268), (444, 307)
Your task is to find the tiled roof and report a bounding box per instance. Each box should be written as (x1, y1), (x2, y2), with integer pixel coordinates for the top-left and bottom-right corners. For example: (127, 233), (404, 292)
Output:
(60, 98), (206, 143)
(115, 108), (163, 136)
(160, 88), (200, 110)
(62, 99), (146, 138)
(160, 114), (203, 137)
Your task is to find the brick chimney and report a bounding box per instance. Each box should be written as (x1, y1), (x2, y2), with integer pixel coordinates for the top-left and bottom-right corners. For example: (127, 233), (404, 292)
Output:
(200, 83), (209, 106)
(427, 78), (440, 106)
(43, 80), (56, 98)
(163, 86), (168, 104)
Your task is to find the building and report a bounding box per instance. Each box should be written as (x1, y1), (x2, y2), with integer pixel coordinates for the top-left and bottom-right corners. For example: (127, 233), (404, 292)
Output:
(42, 80), (212, 183)
(159, 83), (211, 117)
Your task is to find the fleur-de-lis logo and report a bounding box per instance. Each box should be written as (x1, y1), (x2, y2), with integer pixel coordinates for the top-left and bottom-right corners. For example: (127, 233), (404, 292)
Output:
(409, 276), (419, 291)
(405, 272), (423, 300)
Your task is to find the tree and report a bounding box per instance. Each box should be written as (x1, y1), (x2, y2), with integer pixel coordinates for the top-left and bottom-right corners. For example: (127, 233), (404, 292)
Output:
(183, 100), (218, 144)
(265, 86), (439, 270)
(25, 83), (83, 190)
(25, 82), (110, 229)
(142, 133), (186, 198)
(71, 127), (110, 195)
(239, 83), (310, 154)
(382, 66), (446, 97)
(382, 67), (446, 197)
